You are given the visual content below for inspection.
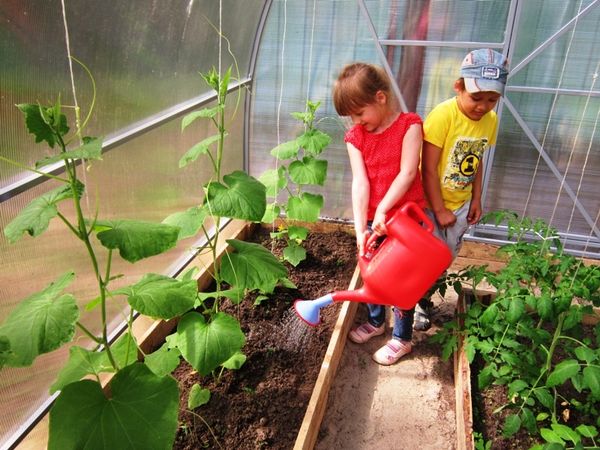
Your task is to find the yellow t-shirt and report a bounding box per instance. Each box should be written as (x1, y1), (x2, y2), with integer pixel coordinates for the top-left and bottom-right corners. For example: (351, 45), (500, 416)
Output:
(423, 97), (498, 210)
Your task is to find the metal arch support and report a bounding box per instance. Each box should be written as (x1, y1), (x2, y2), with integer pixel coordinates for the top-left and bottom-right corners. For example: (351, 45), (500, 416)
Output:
(509, 0), (600, 79)
(0, 79), (251, 204)
(502, 97), (600, 240)
(356, 0), (409, 113)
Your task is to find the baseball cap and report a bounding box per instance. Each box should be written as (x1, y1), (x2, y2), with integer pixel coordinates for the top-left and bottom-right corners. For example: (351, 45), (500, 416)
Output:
(460, 48), (509, 95)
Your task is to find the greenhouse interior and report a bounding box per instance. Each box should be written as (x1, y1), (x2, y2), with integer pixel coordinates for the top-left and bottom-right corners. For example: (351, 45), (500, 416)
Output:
(1, 0), (599, 449)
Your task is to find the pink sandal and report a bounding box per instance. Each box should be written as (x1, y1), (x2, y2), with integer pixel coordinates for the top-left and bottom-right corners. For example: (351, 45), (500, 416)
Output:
(348, 322), (385, 344)
(372, 339), (412, 365)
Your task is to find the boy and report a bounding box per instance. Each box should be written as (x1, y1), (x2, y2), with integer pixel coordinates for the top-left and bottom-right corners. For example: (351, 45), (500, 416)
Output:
(414, 49), (509, 330)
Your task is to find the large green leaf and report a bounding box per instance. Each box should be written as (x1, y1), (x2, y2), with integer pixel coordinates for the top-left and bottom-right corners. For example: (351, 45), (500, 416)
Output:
(270, 139), (299, 160)
(48, 363), (178, 450)
(286, 193), (323, 222)
(0, 272), (79, 366)
(259, 167), (287, 197)
(289, 156), (328, 186)
(205, 171), (266, 222)
(50, 333), (138, 394)
(93, 220), (179, 263)
(188, 383), (211, 409)
(506, 297), (525, 324)
(261, 203), (281, 223)
(283, 241), (306, 267)
(537, 294), (554, 320)
(220, 239), (288, 291)
(4, 182), (83, 243)
(35, 137), (103, 168)
(144, 342), (181, 377)
(502, 413), (521, 437)
(0, 335), (11, 369)
(297, 129), (331, 156)
(547, 359), (580, 387)
(114, 274), (197, 320)
(162, 206), (207, 240)
(173, 312), (245, 376)
(181, 106), (222, 130)
(179, 133), (224, 168)
(583, 366), (600, 398)
(17, 102), (69, 148)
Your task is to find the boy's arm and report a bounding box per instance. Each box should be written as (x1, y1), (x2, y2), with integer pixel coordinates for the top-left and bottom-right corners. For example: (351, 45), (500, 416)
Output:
(347, 143), (370, 255)
(373, 123), (422, 234)
(422, 140), (457, 228)
(467, 160), (483, 224)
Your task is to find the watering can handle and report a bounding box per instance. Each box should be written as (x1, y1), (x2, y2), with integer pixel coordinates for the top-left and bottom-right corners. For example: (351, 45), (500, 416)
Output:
(400, 202), (434, 233)
(363, 202), (434, 256)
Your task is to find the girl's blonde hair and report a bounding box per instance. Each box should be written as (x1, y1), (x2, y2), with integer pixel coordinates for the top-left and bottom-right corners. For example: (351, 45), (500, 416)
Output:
(333, 62), (394, 116)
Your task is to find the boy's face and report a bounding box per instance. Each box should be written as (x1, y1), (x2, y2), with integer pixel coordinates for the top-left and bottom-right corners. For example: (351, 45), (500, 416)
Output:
(455, 87), (501, 121)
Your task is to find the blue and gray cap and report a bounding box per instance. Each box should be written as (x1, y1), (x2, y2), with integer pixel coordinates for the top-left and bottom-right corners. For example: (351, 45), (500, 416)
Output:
(460, 49), (509, 95)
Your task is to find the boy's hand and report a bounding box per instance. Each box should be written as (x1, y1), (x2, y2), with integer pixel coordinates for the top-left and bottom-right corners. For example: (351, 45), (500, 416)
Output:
(435, 208), (457, 229)
(467, 200), (482, 224)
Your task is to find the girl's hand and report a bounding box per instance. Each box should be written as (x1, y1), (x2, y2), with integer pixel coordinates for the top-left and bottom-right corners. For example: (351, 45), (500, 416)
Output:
(435, 208), (457, 229)
(372, 210), (387, 236)
(356, 230), (370, 256)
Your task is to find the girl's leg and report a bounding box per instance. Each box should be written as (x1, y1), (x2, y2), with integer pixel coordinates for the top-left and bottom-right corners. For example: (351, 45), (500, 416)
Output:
(348, 304), (386, 344)
(367, 303), (385, 327)
(392, 307), (414, 341)
(372, 307), (413, 365)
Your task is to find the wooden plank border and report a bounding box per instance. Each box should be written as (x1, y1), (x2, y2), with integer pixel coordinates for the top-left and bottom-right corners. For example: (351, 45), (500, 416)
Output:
(455, 292), (474, 450)
(293, 265), (361, 450)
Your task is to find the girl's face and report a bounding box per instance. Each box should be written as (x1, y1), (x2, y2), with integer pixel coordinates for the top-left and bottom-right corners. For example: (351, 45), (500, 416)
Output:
(455, 82), (501, 121)
(348, 91), (389, 133)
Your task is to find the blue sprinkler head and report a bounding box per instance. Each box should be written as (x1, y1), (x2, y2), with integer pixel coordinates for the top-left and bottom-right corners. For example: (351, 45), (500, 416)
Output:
(293, 294), (334, 327)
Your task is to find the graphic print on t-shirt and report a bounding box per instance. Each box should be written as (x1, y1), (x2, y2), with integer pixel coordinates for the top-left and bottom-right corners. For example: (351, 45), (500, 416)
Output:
(442, 136), (488, 191)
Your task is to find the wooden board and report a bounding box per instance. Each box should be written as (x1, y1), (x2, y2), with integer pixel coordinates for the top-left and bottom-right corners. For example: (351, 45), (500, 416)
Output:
(293, 265), (361, 450)
(455, 293), (474, 450)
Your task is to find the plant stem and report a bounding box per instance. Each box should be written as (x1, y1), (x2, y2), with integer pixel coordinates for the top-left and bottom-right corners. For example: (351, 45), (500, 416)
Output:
(545, 312), (565, 373)
(0, 155), (70, 183)
(75, 321), (102, 344)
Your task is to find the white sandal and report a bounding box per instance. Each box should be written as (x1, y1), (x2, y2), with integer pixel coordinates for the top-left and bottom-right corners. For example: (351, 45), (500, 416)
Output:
(372, 339), (412, 365)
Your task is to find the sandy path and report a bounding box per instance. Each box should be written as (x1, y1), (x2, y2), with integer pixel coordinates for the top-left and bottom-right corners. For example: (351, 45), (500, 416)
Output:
(315, 288), (459, 450)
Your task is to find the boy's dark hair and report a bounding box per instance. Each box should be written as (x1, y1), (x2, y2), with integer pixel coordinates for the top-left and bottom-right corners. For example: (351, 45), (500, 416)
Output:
(333, 62), (393, 116)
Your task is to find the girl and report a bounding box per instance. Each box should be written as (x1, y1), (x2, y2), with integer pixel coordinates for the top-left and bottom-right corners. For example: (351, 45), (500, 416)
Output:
(332, 62), (427, 365)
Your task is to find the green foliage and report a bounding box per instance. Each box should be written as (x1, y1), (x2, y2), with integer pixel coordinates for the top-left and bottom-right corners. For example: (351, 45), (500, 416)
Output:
(1, 61), (288, 449)
(92, 219), (180, 263)
(432, 210), (600, 447)
(1, 68), (191, 449)
(188, 383), (211, 409)
(259, 100), (331, 266)
(0, 272), (79, 366)
(48, 363), (179, 450)
(170, 311), (245, 376)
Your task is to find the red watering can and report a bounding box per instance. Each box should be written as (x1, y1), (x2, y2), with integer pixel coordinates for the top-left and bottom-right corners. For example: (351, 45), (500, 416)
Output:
(294, 202), (453, 326)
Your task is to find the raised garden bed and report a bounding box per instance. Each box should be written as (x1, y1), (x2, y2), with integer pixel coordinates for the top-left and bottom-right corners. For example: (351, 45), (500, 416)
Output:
(170, 223), (359, 450)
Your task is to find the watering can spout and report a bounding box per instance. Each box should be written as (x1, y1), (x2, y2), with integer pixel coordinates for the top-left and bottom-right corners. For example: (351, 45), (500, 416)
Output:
(294, 294), (334, 327)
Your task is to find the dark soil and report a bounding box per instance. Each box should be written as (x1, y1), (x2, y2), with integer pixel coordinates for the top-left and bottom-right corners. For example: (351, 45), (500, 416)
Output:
(172, 224), (357, 450)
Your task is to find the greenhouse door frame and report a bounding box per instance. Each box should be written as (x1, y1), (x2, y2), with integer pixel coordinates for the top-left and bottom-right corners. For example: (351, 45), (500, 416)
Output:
(359, 0), (600, 257)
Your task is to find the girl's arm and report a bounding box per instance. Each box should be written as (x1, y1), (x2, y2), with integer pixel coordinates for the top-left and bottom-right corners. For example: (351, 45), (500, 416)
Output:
(347, 142), (370, 255)
(422, 140), (456, 228)
(372, 123), (422, 234)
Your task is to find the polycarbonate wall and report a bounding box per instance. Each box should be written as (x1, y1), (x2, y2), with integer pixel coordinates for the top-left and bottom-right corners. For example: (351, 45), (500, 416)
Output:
(249, 0), (600, 257)
(0, 1), (265, 448)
